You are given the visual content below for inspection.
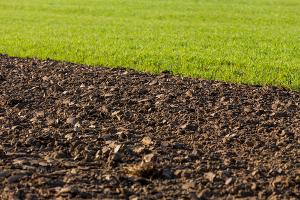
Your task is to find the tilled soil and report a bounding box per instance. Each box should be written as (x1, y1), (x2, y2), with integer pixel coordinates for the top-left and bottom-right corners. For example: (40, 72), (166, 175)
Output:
(0, 53), (300, 200)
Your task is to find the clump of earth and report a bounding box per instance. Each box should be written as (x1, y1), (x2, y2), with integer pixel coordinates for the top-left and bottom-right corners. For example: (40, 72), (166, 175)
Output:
(0, 53), (300, 199)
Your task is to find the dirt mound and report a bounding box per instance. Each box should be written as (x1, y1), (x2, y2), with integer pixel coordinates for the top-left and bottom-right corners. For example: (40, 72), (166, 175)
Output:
(0, 53), (300, 199)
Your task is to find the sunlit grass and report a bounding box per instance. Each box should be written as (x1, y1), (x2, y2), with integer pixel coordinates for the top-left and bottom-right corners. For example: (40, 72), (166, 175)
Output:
(0, 0), (300, 89)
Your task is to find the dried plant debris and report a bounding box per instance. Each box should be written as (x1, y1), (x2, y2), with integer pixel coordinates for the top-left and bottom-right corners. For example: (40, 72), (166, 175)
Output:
(1, 54), (300, 199)
(124, 161), (162, 179)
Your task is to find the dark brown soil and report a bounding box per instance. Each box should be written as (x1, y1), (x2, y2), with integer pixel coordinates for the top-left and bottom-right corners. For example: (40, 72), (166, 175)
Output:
(1, 53), (300, 200)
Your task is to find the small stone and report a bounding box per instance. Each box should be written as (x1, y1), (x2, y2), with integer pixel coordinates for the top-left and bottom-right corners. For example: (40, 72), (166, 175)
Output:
(89, 124), (96, 129)
(225, 177), (235, 185)
(0, 170), (11, 178)
(180, 122), (196, 131)
(183, 156), (192, 162)
(112, 110), (122, 116)
(46, 117), (55, 126)
(95, 150), (101, 159)
(108, 141), (117, 148)
(155, 193), (163, 198)
(251, 183), (257, 190)
(65, 133), (73, 140)
(100, 135), (110, 140)
(7, 175), (23, 183)
(252, 170), (259, 176)
(244, 107), (254, 113)
(70, 168), (77, 174)
(80, 83), (86, 88)
(112, 153), (122, 161)
(186, 90), (194, 98)
(143, 153), (157, 163)
(13, 158), (30, 165)
(74, 121), (81, 128)
(102, 146), (111, 157)
(173, 142), (183, 149)
(191, 148), (198, 155)
(161, 170), (173, 179)
(141, 137), (152, 146)
(38, 161), (49, 167)
(30, 117), (38, 123)
(54, 84), (63, 91)
(134, 147), (146, 154)
(161, 141), (169, 147)
(111, 110), (124, 121)
(129, 195), (139, 200)
(174, 170), (182, 176)
(66, 118), (79, 125)
(35, 111), (45, 118)
(204, 172), (216, 182)
(74, 127), (80, 132)
(104, 93), (113, 97)
(87, 85), (95, 90)
(149, 79), (158, 86)
(107, 153), (122, 168)
(59, 186), (78, 194)
(223, 134), (236, 143)
(102, 105), (110, 112)
(189, 148), (200, 160)
(182, 181), (196, 189)
(45, 157), (57, 164)
(114, 144), (122, 153)
(156, 94), (165, 99)
(124, 145), (133, 152)
(42, 76), (49, 81)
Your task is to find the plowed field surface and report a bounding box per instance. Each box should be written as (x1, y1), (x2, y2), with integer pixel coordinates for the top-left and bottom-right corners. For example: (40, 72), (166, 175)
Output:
(1, 54), (300, 200)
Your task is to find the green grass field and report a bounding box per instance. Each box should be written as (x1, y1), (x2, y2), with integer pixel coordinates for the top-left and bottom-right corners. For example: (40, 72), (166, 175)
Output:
(1, 0), (300, 89)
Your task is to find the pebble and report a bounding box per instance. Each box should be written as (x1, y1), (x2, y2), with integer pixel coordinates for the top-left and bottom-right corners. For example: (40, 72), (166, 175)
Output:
(66, 117), (79, 125)
(114, 144), (122, 153)
(182, 181), (196, 189)
(161, 170), (173, 179)
(204, 172), (216, 182)
(149, 79), (158, 86)
(0, 170), (11, 178)
(141, 137), (152, 146)
(173, 142), (183, 149)
(225, 177), (235, 185)
(35, 111), (45, 118)
(186, 90), (194, 98)
(143, 153), (157, 163)
(59, 186), (78, 194)
(7, 175), (23, 183)
(111, 153), (122, 161)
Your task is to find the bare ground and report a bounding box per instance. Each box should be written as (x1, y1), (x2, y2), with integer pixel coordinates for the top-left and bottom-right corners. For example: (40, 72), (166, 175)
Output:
(1, 53), (300, 200)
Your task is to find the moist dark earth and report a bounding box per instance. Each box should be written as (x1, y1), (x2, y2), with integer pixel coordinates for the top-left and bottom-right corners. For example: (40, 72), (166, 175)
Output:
(1, 54), (300, 200)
